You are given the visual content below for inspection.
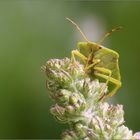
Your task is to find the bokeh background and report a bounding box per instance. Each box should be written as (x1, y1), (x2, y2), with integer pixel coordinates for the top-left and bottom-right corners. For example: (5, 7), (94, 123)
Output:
(0, 0), (140, 139)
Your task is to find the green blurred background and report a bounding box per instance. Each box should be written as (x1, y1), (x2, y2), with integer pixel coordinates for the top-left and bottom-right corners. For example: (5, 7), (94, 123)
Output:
(0, 0), (140, 139)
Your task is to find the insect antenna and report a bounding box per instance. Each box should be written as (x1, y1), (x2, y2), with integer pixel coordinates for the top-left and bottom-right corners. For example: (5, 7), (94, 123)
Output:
(66, 17), (90, 42)
(97, 26), (122, 45)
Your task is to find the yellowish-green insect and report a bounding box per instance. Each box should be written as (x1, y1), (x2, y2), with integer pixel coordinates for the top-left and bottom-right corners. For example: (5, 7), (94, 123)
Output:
(66, 17), (122, 100)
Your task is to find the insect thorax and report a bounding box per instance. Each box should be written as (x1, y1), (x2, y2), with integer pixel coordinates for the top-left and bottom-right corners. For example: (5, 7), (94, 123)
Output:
(77, 42), (101, 58)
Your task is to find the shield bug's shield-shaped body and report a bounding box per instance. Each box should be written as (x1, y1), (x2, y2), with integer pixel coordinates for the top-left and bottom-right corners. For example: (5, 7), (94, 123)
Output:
(66, 17), (122, 100)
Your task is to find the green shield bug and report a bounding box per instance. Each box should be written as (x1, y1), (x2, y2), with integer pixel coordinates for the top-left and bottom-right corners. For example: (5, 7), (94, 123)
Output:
(66, 17), (122, 100)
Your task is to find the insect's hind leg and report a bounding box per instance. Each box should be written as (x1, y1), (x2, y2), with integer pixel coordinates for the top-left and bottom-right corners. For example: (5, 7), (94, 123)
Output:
(107, 82), (121, 98)
(94, 67), (112, 100)
(94, 67), (112, 82)
(94, 67), (121, 100)
(71, 50), (87, 65)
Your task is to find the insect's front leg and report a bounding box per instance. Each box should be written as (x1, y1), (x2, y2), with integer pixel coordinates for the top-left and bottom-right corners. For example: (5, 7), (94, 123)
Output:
(84, 59), (101, 71)
(71, 50), (87, 65)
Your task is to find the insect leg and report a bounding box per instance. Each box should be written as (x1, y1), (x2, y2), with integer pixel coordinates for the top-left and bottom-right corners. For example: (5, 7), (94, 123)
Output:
(71, 50), (87, 64)
(94, 70), (121, 88)
(94, 69), (121, 100)
(84, 59), (101, 71)
(94, 67), (112, 100)
(94, 67), (112, 75)
(94, 67), (112, 86)
(99, 74), (121, 100)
